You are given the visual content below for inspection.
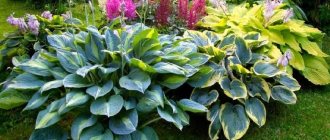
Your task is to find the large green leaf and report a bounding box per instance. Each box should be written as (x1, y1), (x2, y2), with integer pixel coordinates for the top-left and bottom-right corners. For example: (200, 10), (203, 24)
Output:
(19, 59), (51, 76)
(65, 90), (90, 108)
(86, 80), (113, 99)
(158, 74), (188, 89)
(187, 53), (211, 67)
(30, 125), (67, 140)
(76, 65), (100, 78)
(235, 37), (252, 64)
(190, 89), (219, 106)
(220, 103), (250, 140)
(277, 74), (301, 91)
(109, 109), (138, 135)
(130, 58), (156, 73)
(23, 92), (49, 111)
(177, 99), (208, 113)
(219, 77), (247, 100)
(35, 109), (61, 129)
(71, 114), (98, 140)
(90, 95), (124, 117)
(153, 62), (186, 75)
(119, 70), (151, 93)
(80, 123), (104, 140)
(188, 62), (224, 88)
(137, 85), (164, 112)
(282, 31), (301, 52)
(207, 103), (221, 140)
(105, 29), (120, 51)
(63, 74), (92, 88)
(297, 37), (328, 57)
(85, 30), (105, 63)
(245, 98), (266, 127)
(271, 86), (297, 104)
(40, 80), (63, 94)
(90, 130), (114, 140)
(0, 88), (29, 110)
(8, 73), (45, 90)
(57, 51), (87, 73)
(183, 30), (210, 46)
(253, 61), (281, 77)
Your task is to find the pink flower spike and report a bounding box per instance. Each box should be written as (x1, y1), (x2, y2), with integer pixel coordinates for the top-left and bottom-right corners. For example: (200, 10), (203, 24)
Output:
(283, 8), (294, 23)
(106, 0), (121, 20)
(178, 0), (188, 20)
(124, 0), (137, 19)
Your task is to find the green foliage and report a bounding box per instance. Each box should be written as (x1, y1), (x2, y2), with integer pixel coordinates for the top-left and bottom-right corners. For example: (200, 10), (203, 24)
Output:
(199, 3), (330, 85)
(183, 30), (299, 139)
(0, 24), (209, 139)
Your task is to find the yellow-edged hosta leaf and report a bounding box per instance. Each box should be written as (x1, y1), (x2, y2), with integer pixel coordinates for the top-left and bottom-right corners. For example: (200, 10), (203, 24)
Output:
(262, 29), (285, 45)
(302, 55), (330, 85)
(230, 63), (252, 74)
(297, 37), (328, 57)
(266, 45), (282, 60)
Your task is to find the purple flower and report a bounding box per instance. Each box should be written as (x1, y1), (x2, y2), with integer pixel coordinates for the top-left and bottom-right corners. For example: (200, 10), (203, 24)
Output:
(210, 0), (227, 11)
(105, 0), (136, 20)
(27, 15), (40, 35)
(264, 0), (282, 22)
(41, 11), (53, 20)
(17, 18), (28, 32)
(277, 50), (292, 67)
(61, 11), (71, 20)
(283, 8), (294, 23)
(7, 14), (19, 25)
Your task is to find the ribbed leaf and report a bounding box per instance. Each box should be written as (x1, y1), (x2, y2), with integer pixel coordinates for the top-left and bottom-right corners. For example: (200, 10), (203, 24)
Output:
(109, 109), (138, 135)
(71, 114), (97, 140)
(86, 80), (113, 99)
(245, 98), (266, 127)
(90, 95), (124, 117)
(63, 74), (92, 88)
(219, 77), (247, 100)
(119, 70), (151, 93)
(271, 86), (297, 104)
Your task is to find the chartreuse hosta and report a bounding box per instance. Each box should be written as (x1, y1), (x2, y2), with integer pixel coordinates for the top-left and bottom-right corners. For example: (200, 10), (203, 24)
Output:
(198, 3), (330, 85)
(0, 24), (211, 139)
(183, 30), (300, 140)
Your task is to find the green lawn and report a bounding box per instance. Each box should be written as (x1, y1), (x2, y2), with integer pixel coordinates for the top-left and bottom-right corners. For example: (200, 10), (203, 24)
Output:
(0, 0), (330, 139)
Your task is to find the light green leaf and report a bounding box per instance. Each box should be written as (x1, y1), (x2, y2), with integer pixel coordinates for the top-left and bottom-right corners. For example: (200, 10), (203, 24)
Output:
(158, 74), (187, 89)
(282, 31), (301, 52)
(66, 90), (90, 108)
(130, 58), (156, 73)
(0, 88), (29, 110)
(297, 37), (328, 57)
(302, 55), (330, 85)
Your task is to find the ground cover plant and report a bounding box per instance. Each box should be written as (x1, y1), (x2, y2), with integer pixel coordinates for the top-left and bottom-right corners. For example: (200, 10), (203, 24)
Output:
(0, 0), (329, 139)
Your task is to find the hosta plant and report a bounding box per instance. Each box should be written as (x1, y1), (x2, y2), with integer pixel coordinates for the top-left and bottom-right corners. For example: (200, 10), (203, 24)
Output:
(0, 11), (83, 71)
(183, 30), (300, 140)
(198, 2), (330, 85)
(0, 24), (210, 139)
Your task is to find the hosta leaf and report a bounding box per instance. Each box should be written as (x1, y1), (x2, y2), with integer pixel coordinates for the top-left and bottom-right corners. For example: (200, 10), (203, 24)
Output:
(188, 62), (225, 88)
(207, 102), (221, 140)
(271, 86), (297, 104)
(253, 61), (281, 77)
(158, 74), (187, 89)
(80, 123), (104, 140)
(90, 130), (114, 140)
(40, 80), (63, 94)
(183, 30), (209, 46)
(19, 59), (51, 76)
(109, 109), (138, 135)
(297, 37), (328, 57)
(219, 34), (235, 48)
(63, 74), (92, 88)
(219, 77), (247, 100)
(177, 99), (208, 113)
(245, 98), (266, 127)
(230, 63), (252, 74)
(137, 85), (165, 112)
(198, 45), (225, 61)
(0, 88), (29, 110)
(85, 31), (105, 63)
(119, 70), (151, 93)
(153, 62), (186, 75)
(247, 77), (271, 102)
(86, 80), (113, 99)
(235, 37), (252, 64)
(51, 67), (68, 80)
(132, 28), (158, 46)
(140, 127), (159, 140)
(57, 51), (87, 73)
(105, 29), (120, 51)
(302, 55), (330, 85)
(66, 90), (90, 108)
(190, 89), (219, 106)
(23, 92), (49, 111)
(220, 103), (250, 140)
(157, 105), (186, 130)
(30, 125), (67, 140)
(187, 53), (211, 67)
(130, 58), (156, 73)
(47, 34), (73, 49)
(287, 48), (305, 70)
(8, 73), (45, 90)
(35, 109), (61, 129)
(90, 95), (124, 117)
(76, 65), (101, 77)
(277, 74), (301, 91)
(282, 31), (301, 52)
(71, 114), (97, 140)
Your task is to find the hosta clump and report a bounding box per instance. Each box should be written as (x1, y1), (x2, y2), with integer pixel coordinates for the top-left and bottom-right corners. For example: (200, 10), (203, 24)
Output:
(0, 24), (211, 139)
(183, 30), (300, 140)
(198, 2), (330, 85)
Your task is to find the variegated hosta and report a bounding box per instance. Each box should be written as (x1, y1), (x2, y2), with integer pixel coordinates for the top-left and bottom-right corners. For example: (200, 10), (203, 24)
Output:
(183, 30), (300, 140)
(0, 24), (210, 139)
(198, 3), (330, 85)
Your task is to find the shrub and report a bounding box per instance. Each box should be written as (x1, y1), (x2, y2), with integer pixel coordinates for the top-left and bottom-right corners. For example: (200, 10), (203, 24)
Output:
(198, 2), (330, 85)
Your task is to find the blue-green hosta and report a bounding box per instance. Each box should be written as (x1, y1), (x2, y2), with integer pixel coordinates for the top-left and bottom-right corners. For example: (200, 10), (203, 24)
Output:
(0, 24), (210, 139)
(198, 3), (330, 85)
(183, 30), (300, 140)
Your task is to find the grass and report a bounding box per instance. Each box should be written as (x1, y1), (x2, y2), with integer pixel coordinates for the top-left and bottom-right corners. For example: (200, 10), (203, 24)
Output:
(0, 0), (330, 139)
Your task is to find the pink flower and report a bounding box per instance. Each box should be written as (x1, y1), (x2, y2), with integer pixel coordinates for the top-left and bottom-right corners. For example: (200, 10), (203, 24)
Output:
(105, 0), (136, 20)
(187, 0), (205, 29)
(155, 0), (171, 26)
(277, 50), (292, 67)
(283, 8), (294, 23)
(7, 14), (19, 25)
(178, 0), (189, 20)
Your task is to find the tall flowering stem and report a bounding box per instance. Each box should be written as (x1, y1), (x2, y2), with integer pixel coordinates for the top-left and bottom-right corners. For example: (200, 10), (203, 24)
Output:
(155, 0), (172, 26)
(178, 0), (189, 21)
(187, 0), (206, 29)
